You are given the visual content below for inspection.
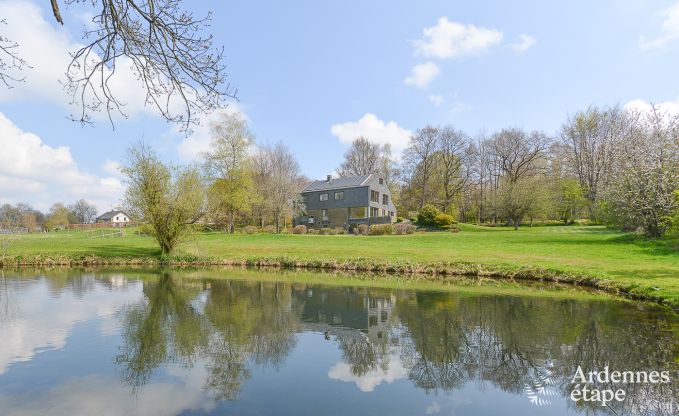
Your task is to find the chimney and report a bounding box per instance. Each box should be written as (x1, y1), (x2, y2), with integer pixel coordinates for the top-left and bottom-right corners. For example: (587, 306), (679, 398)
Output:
(326, 174), (332, 182)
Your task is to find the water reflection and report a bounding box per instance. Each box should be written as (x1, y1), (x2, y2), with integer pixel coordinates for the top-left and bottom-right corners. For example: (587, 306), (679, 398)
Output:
(0, 270), (677, 416)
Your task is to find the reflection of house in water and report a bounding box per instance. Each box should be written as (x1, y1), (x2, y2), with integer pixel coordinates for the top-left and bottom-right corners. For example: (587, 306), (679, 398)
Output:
(293, 286), (395, 342)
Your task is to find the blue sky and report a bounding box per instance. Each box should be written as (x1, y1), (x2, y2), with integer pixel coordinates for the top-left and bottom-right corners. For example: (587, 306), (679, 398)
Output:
(1, 0), (679, 211)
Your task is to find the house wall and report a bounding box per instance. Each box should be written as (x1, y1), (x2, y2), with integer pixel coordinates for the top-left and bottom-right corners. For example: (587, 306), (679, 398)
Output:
(299, 175), (397, 229)
(111, 213), (130, 223)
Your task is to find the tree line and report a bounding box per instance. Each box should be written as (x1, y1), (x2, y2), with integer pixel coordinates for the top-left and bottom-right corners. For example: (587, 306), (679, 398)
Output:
(346, 104), (678, 237)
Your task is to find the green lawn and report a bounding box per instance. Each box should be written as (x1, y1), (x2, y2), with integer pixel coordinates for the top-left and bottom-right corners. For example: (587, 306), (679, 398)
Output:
(6, 224), (679, 305)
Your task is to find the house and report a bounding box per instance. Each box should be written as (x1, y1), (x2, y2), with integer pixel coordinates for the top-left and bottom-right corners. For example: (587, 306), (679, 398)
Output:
(296, 174), (396, 231)
(96, 210), (131, 226)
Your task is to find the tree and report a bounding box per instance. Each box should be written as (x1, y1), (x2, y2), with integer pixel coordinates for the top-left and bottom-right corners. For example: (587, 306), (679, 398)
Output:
(1, 1), (234, 130)
(560, 106), (622, 221)
(202, 112), (256, 233)
(122, 143), (206, 254)
(255, 143), (304, 233)
(0, 203), (23, 262)
(44, 202), (71, 230)
(402, 126), (440, 209)
(337, 137), (393, 178)
(436, 127), (472, 213)
(489, 128), (551, 229)
(68, 199), (98, 224)
(604, 106), (679, 237)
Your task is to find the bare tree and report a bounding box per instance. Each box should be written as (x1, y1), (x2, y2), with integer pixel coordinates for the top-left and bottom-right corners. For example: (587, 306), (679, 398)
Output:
(437, 127), (472, 213)
(489, 128), (551, 229)
(559, 106), (622, 221)
(402, 126), (439, 209)
(0, 19), (28, 88)
(68, 199), (98, 223)
(255, 143), (303, 233)
(1, 1), (234, 131)
(337, 137), (392, 177)
(0, 203), (24, 262)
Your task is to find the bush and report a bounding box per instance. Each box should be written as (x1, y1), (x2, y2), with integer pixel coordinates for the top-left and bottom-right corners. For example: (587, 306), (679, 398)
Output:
(394, 223), (417, 235)
(450, 226), (461, 233)
(396, 216), (404, 223)
(417, 204), (440, 226)
(307, 228), (318, 235)
(433, 213), (456, 229)
(335, 227), (346, 235)
(357, 224), (369, 235)
(242, 225), (259, 234)
(369, 224), (393, 235)
(319, 227), (337, 235)
(262, 225), (276, 234)
(292, 225), (307, 234)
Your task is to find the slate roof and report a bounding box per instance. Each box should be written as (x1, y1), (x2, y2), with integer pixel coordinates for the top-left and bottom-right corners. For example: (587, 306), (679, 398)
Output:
(96, 210), (129, 221)
(301, 175), (371, 192)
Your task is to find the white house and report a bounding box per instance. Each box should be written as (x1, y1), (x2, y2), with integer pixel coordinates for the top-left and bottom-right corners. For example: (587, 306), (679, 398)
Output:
(96, 210), (131, 226)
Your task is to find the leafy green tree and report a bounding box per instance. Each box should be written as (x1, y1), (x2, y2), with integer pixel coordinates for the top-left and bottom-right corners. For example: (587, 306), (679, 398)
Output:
(202, 112), (256, 233)
(122, 143), (206, 254)
(44, 202), (70, 230)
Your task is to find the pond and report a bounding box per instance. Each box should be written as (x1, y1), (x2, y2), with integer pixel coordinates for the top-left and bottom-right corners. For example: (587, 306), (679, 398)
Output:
(0, 269), (677, 416)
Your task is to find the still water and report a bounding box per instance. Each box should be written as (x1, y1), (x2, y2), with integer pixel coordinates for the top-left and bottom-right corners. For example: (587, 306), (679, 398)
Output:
(0, 269), (677, 416)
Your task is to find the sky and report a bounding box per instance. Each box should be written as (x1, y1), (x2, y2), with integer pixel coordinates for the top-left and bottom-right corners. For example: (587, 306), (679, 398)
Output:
(1, 0), (679, 212)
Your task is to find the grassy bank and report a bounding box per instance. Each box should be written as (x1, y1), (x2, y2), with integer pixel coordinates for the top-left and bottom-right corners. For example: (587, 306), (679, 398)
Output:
(3, 224), (678, 307)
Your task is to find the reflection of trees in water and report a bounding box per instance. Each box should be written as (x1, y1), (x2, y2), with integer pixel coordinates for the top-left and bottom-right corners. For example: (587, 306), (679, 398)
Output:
(114, 275), (302, 400)
(107, 273), (678, 415)
(395, 292), (679, 416)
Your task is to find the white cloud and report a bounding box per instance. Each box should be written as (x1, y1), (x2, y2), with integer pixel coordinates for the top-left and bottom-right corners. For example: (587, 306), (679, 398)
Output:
(330, 113), (413, 152)
(176, 104), (247, 161)
(102, 160), (122, 177)
(0, 372), (215, 416)
(639, 2), (679, 50)
(0, 277), (141, 375)
(414, 17), (503, 59)
(623, 98), (679, 117)
(509, 34), (536, 52)
(404, 61), (440, 88)
(0, 111), (124, 212)
(0, 1), (163, 120)
(328, 353), (408, 392)
(428, 94), (445, 106)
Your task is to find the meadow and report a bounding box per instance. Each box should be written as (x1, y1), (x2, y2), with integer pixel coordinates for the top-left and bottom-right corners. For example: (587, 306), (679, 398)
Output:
(5, 224), (679, 306)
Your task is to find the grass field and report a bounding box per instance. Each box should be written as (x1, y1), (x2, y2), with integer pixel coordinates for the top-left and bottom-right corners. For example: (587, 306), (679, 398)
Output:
(5, 224), (679, 305)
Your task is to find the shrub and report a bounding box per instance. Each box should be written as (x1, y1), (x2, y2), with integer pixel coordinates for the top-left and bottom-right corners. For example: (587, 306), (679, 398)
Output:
(417, 204), (440, 226)
(292, 225), (307, 234)
(394, 223), (417, 235)
(450, 226), (461, 233)
(242, 225), (259, 234)
(396, 216), (405, 223)
(433, 213), (456, 229)
(369, 224), (393, 235)
(307, 228), (318, 235)
(319, 227), (336, 235)
(263, 225), (276, 234)
(335, 227), (347, 235)
(357, 224), (369, 235)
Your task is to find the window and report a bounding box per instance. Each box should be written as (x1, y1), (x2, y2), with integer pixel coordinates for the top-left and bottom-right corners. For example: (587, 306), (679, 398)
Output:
(370, 190), (379, 203)
(370, 207), (379, 217)
(334, 191), (344, 200)
(320, 193), (328, 201)
(382, 194), (388, 205)
(308, 217), (315, 224)
(322, 209), (328, 221)
(379, 178), (384, 185)
(349, 207), (367, 219)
